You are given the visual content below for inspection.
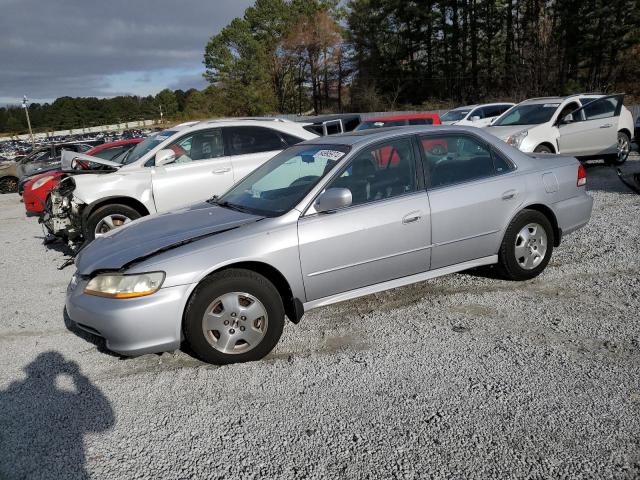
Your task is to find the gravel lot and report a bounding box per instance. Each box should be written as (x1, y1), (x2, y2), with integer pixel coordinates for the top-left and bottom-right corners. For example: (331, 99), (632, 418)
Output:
(1, 154), (639, 479)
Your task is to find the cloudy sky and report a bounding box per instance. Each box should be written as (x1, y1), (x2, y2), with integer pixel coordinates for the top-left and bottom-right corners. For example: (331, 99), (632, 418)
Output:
(0, 0), (255, 105)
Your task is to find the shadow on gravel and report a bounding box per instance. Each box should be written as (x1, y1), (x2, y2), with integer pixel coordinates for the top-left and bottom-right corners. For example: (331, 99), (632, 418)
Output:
(583, 157), (640, 194)
(0, 351), (115, 480)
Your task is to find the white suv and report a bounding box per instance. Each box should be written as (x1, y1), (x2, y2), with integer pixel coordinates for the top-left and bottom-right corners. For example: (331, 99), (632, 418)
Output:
(441, 103), (515, 127)
(486, 94), (634, 165)
(48, 119), (317, 242)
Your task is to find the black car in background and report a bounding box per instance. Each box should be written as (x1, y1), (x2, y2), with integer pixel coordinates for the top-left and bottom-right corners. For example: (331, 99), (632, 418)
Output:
(15, 142), (93, 181)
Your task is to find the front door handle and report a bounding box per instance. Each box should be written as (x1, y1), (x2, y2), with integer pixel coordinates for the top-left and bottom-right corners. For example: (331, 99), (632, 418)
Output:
(212, 167), (231, 174)
(502, 189), (518, 200)
(402, 211), (422, 224)
(600, 124), (613, 128)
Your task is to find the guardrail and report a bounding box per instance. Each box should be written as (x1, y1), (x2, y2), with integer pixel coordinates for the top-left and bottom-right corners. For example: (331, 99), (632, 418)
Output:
(0, 119), (158, 142)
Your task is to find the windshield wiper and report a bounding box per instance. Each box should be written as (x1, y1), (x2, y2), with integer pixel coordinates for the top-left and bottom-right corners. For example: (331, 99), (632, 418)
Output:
(215, 200), (254, 214)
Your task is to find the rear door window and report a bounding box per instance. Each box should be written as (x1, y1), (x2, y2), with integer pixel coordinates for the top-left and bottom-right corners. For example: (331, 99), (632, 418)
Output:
(223, 126), (285, 156)
(420, 135), (495, 188)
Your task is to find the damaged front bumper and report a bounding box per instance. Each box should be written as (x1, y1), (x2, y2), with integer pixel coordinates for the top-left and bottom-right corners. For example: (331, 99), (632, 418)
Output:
(41, 177), (86, 242)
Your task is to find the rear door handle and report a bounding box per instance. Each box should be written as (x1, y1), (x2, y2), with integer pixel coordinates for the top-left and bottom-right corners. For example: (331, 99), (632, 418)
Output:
(502, 189), (518, 200)
(212, 167), (231, 174)
(402, 211), (422, 224)
(600, 124), (613, 128)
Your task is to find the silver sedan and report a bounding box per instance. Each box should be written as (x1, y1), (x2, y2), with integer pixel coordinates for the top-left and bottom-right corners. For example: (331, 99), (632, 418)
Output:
(66, 126), (593, 364)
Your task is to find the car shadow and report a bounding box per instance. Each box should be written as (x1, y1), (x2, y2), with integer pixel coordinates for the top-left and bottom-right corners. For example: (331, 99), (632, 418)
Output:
(0, 351), (115, 479)
(582, 152), (640, 194)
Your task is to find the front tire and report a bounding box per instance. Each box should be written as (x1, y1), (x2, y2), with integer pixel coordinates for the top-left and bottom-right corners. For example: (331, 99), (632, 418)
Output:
(533, 144), (553, 154)
(495, 209), (554, 281)
(84, 204), (141, 242)
(183, 269), (285, 365)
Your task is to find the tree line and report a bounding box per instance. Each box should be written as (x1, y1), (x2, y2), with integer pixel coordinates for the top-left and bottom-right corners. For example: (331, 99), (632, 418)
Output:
(3, 0), (639, 134)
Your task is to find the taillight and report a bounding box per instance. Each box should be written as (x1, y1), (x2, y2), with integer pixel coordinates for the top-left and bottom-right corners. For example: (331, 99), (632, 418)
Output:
(577, 164), (587, 187)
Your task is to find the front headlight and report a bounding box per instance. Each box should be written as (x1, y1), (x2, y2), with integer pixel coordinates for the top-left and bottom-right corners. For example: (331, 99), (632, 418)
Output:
(84, 272), (165, 298)
(32, 175), (55, 190)
(506, 130), (528, 149)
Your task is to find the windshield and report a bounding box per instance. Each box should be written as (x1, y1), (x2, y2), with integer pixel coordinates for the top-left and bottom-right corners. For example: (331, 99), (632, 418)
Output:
(441, 110), (470, 121)
(120, 130), (177, 165)
(23, 149), (49, 163)
(493, 103), (559, 126)
(217, 144), (350, 216)
(355, 120), (406, 130)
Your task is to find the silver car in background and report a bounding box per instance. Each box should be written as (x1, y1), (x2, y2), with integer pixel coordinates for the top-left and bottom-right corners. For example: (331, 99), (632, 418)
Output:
(66, 126), (593, 364)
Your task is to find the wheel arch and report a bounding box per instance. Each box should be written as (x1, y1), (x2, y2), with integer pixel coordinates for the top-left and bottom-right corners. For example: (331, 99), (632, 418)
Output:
(535, 142), (556, 153)
(189, 261), (304, 325)
(83, 196), (151, 223)
(518, 203), (561, 247)
(618, 128), (631, 140)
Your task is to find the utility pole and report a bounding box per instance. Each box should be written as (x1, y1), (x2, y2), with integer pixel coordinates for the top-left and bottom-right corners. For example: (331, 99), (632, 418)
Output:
(22, 95), (35, 148)
(159, 104), (164, 124)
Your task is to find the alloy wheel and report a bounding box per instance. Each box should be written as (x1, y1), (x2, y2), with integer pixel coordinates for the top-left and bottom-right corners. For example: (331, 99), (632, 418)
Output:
(94, 214), (132, 237)
(514, 223), (547, 270)
(617, 134), (630, 163)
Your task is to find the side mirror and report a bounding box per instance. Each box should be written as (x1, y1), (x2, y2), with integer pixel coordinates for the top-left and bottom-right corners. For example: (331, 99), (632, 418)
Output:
(314, 188), (352, 213)
(470, 115), (481, 121)
(155, 149), (176, 166)
(558, 114), (573, 126)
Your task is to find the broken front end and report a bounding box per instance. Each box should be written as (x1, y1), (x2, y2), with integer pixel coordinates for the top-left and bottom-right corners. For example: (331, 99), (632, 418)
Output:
(41, 176), (85, 243)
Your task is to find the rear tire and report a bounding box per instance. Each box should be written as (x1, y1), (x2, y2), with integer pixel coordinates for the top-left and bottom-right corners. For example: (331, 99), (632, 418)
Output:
(605, 131), (630, 166)
(495, 209), (554, 281)
(183, 269), (285, 365)
(84, 204), (141, 242)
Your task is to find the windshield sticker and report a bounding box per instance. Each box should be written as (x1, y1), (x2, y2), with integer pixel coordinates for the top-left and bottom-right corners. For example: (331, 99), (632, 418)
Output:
(542, 104), (560, 108)
(315, 149), (344, 160)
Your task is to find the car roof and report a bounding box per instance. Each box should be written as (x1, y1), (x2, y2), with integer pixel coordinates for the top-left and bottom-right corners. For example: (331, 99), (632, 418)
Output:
(301, 125), (482, 147)
(363, 113), (440, 121)
(520, 94), (606, 105)
(450, 102), (514, 111)
(165, 118), (309, 134)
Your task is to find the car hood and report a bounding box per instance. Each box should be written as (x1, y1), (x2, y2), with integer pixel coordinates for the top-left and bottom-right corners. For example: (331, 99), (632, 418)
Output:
(74, 203), (264, 275)
(441, 120), (458, 125)
(61, 150), (121, 172)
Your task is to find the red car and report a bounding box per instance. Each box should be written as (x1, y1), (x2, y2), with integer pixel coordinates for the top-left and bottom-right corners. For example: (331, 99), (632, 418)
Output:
(355, 113), (448, 161)
(22, 139), (142, 214)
